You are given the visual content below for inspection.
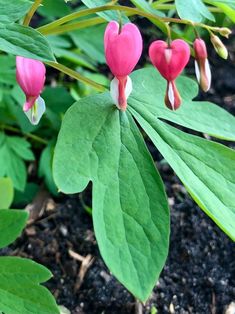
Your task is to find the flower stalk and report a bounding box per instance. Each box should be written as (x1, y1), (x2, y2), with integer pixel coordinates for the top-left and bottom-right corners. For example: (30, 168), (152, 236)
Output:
(23, 0), (43, 26)
(46, 62), (107, 92)
(37, 4), (229, 37)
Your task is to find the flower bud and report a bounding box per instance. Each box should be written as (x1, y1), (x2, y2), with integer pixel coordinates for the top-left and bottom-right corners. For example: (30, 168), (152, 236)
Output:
(104, 21), (143, 111)
(210, 34), (228, 59)
(149, 39), (190, 110)
(219, 27), (232, 38)
(16, 56), (46, 125)
(193, 38), (211, 92)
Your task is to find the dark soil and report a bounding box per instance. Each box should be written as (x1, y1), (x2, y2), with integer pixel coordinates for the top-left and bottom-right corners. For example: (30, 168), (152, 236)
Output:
(2, 13), (235, 314)
(4, 167), (235, 314)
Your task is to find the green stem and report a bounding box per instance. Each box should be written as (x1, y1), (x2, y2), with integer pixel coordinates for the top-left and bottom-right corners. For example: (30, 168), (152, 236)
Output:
(152, 3), (222, 12)
(0, 124), (48, 145)
(37, 4), (225, 36)
(23, 0), (43, 26)
(42, 17), (105, 36)
(46, 62), (107, 92)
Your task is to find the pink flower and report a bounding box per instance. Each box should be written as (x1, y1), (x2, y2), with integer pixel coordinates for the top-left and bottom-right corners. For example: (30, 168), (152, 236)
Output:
(104, 21), (143, 111)
(194, 38), (211, 92)
(16, 56), (46, 124)
(149, 39), (190, 110)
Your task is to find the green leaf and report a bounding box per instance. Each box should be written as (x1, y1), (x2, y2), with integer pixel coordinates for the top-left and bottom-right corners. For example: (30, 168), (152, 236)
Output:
(0, 133), (34, 191)
(38, 0), (71, 18)
(13, 183), (39, 207)
(0, 177), (14, 209)
(53, 93), (170, 301)
(0, 0), (33, 24)
(129, 0), (167, 34)
(130, 0), (165, 17)
(209, 1), (235, 21)
(175, 0), (215, 22)
(130, 106), (235, 241)
(70, 24), (106, 63)
(129, 68), (235, 141)
(39, 142), (58, 195)
(0, 257), (59, 314)
(81, 0), (129, 23)
(205, 0), (235, 9)
(0, 209), (28, 248)
(0, 55), (16, 84)
(0, 23), (55, 62)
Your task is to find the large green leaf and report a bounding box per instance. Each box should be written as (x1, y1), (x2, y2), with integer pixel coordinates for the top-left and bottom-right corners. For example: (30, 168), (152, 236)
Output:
(0, 257), (59, 314)
(130, 105), (235, 241)
(0, 23), (55, 62)
(0, 133), (34, 191)
(81, 0), (129, 23)
(175, 0), (215, 22)
(0, 209), (28, 248)
(0, 177), (14, 209)
(0, 0), (33, 24)
(129, 68), (235, 141)
(53, 93), (170, 301)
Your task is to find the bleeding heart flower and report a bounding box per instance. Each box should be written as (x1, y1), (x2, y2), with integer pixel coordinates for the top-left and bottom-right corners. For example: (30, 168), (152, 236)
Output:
(194, 38), (211, 92)
(104, 21), (143, 111)
(16, 56), (46, 124)
(149, 39), (190, 110)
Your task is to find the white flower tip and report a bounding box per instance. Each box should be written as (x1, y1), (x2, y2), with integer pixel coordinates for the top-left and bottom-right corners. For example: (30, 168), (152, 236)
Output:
(110, 76), (133, 109)
(168, 81), (175, 110)
(24, 96), (46, 125)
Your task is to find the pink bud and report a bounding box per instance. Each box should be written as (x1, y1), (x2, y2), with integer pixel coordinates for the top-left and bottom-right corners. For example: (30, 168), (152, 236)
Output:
(16, 56), (46, 112)
(165, 81), (181, 111)
(104, 21), (143, 111)
(194, 38), (211, 92)
(149, 39), (190, 110)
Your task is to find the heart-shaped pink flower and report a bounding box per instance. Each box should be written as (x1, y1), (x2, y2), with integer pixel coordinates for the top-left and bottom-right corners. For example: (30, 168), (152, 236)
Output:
(149, 39), (190, 81)
(149, 39), (190, 110)
(104, 21), (143, 78)
(104, 21), (143, 111)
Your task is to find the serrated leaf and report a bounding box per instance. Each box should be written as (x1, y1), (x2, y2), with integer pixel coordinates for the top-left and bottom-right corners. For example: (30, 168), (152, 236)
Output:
(130, 105), (235, 241)
(0, 132), (34, 191)
(0, 257), (59, 314)
(0, 177), (14, 209)
(129, 68), (235, 141)
(81, 0), (129, 23)
(0, 209), (28, 248)
(0, 0), (33, 24)
(53, 93), (170, 301)
(175, 0), (215, 22)
(0, 23), (55, 62)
